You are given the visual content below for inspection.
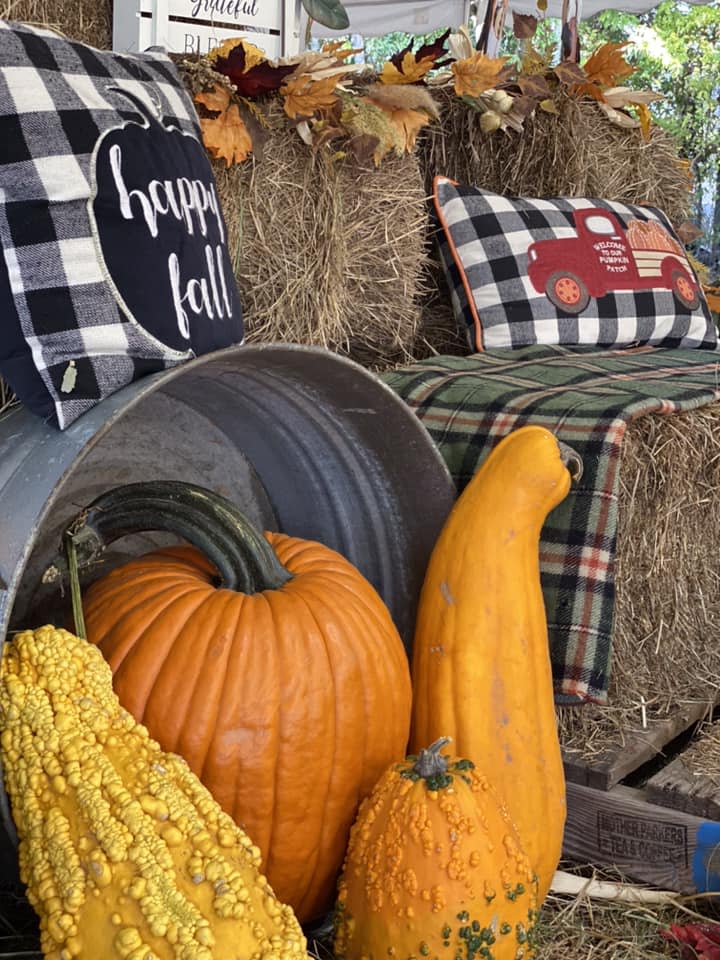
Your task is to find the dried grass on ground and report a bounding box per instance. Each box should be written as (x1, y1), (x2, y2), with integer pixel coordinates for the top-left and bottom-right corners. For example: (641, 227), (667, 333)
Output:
(533, 867), (705, 960)
(679, 715), (720, 785)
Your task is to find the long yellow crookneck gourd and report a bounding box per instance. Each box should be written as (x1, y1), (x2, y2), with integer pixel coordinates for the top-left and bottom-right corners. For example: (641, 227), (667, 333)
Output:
(0, 626), (308, 960)
(410, 425), (580, 903)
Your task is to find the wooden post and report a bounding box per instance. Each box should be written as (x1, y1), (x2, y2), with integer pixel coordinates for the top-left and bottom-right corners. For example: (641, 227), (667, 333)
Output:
(283, 0), (302, 55)
(152, 0), (169, 47)
(476, 0), (510, 56)
(560, 0), (582, 62)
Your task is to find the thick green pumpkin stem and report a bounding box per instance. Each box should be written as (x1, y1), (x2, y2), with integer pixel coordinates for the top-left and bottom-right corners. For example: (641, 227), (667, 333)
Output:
(63, 481), (293, 598)
(413, 737), (452, 778)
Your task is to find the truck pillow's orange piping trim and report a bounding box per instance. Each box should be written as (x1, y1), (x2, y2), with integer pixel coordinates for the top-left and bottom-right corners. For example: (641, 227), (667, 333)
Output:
(432, 175), (484, 352)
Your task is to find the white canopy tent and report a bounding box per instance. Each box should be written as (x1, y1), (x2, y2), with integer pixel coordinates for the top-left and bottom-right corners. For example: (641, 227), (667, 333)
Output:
(308, 0), (707, 39)
(309, 0), (472, 37)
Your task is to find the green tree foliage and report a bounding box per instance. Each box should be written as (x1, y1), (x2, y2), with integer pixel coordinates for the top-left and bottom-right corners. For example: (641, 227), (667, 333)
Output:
(580, 2), (720, 276)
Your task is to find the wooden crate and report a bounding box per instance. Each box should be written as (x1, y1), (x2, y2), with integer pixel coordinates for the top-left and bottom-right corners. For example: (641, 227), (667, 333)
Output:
(562, 706), (720, 894)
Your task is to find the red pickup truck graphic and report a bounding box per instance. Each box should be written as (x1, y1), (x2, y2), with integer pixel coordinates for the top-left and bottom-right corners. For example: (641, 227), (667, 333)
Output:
(527, 208), (701, 314)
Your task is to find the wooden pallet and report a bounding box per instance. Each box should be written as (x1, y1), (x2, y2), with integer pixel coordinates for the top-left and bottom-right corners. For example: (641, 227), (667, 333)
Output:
(561, 701), (720, 894)
(562, 698), (714, 791)
(564, 781), (720, 893)
(647, 756), (720, 821)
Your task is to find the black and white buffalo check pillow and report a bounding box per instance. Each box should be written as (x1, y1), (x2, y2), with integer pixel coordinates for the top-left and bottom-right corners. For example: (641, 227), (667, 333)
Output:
(433, 177), (716, 354)
(0, 20), (244, 428)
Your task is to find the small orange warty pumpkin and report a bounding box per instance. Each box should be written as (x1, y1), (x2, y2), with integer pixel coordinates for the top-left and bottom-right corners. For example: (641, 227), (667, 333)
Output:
(333, 738), (539, 960)
(68, 481), (413, 923)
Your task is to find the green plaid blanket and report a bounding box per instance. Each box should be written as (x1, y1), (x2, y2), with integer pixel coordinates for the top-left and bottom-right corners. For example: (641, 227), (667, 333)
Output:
(382, 345), (720, 705)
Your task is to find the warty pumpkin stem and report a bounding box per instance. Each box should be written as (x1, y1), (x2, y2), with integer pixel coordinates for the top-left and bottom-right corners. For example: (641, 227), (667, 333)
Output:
(63, 480), (293, 595)
(413, 737), (452, 778)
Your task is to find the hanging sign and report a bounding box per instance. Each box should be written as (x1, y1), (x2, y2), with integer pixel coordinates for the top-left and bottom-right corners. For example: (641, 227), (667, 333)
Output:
(113, 0), (300, 60)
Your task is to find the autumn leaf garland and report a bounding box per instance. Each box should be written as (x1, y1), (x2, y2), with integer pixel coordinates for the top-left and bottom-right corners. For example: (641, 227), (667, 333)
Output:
(192, 29), (666, 168)
(193, 36), (440, 167)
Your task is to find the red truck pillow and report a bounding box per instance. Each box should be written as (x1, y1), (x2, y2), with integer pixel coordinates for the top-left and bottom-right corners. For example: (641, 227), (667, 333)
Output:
(433, 177), (716, 353)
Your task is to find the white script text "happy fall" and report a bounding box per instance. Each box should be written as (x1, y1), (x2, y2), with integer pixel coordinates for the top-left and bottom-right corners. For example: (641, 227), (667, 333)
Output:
(108, 143), (234, 339)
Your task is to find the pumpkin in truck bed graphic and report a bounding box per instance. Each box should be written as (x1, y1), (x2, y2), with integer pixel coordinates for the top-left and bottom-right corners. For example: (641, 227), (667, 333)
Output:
(526, 208), (701, 314)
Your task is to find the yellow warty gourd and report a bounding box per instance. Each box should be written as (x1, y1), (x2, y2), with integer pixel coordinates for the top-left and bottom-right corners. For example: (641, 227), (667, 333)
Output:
(0, 626), (308, 960)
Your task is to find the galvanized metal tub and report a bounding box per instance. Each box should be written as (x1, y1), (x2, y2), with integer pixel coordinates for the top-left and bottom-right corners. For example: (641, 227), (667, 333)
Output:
(0, 342), (455, 879)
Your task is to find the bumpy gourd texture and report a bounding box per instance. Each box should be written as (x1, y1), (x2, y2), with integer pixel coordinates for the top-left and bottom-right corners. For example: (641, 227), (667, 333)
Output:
(333, 750), (539, 960)
(81, 535), (413, 922)
(410, 426), (572, 903)
(0, 626), (308, 960)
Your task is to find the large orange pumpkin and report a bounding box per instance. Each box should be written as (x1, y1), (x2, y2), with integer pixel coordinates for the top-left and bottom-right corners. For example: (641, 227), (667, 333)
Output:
(68, 481), (413, 923)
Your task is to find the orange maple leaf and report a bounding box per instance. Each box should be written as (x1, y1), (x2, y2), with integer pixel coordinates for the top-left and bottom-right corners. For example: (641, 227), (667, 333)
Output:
(207, 37), (266, 72)
(195, 83), (231, 113)
(380, 51), (435, 85)
(583, 41), (635, 86)
(451, 52), (509, 99)
(573, 41), (634, 99)
(200, 105), (253, 166)
(195, 84), (253, 166)
(388, 106), (431, 151)
(281, 74), (341, 119)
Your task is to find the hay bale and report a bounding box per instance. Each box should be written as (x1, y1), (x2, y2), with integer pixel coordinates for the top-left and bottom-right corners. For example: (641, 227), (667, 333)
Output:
(0, 0), (112, 48)
(421, 87), (692, 228)
(210, 102), (430, 369)
(413, 257), (469, 363)
(558, 403), (720, 762)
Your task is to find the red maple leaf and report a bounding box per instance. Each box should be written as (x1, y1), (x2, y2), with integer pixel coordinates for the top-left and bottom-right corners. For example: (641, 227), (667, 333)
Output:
(414, 28), (452, 67)
(212, 44), (296, 98)
(388, 28), (452, 77)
